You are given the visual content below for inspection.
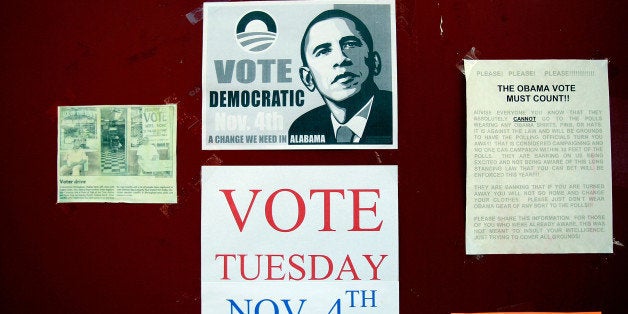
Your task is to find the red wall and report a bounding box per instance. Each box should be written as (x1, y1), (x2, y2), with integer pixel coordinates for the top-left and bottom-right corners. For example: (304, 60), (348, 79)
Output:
(2, 0), (626, 313)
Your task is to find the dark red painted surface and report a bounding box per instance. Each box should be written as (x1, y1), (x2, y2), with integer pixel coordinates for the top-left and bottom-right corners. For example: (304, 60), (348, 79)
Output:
(1, 0), (626, 313)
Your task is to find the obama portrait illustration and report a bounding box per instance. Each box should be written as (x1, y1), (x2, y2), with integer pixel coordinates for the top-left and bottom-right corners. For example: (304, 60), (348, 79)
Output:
(289, 9), (393, 145)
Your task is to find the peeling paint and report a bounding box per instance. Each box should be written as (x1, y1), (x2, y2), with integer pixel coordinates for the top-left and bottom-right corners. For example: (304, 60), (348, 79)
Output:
(374, 151), (382, 164)
(163, 93), (179, 104)
(205, 154), (224, 165)
(159, 204), (171, 217)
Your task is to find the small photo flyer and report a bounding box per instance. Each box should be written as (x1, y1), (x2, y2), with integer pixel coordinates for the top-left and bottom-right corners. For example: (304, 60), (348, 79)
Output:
(464, 60), (612, 254)
(201, 166), (398, 313)
(202, 0), (398, 149)
(57, 104), (177, 203)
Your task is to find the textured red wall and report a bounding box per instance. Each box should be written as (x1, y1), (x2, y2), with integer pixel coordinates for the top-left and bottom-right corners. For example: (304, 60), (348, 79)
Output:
(2, 0), (626, 313)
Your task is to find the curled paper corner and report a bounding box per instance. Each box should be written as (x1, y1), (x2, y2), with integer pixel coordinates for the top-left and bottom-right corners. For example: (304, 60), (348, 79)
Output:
(456, 47), (481, 75)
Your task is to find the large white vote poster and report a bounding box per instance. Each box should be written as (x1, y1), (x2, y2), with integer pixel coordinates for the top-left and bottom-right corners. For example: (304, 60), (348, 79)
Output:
(201, 166), (398, 313)
(465, 60), (612, 254)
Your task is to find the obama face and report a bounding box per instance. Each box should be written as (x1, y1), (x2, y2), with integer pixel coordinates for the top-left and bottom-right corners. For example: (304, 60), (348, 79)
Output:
(299, 15), (380, 105)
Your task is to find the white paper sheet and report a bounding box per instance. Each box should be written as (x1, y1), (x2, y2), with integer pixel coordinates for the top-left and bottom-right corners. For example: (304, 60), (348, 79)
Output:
(202, 0), (398, 149)
(465, 60), (612, 254)
(201, 166), (398, 313)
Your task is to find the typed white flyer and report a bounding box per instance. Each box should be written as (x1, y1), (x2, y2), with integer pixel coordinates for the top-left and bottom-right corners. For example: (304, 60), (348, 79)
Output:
(465, 60), (612, 254)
